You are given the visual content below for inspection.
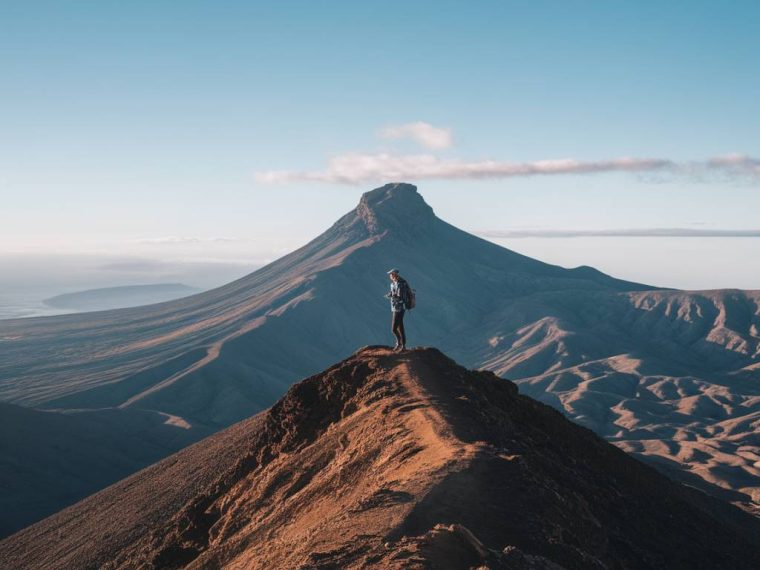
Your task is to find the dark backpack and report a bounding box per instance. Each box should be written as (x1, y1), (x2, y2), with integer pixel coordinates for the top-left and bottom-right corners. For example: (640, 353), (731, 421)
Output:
(400, 279), (416, 310)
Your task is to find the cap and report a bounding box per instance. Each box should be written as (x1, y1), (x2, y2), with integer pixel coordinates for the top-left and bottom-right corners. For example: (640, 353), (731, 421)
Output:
(387, 268), (400, 275)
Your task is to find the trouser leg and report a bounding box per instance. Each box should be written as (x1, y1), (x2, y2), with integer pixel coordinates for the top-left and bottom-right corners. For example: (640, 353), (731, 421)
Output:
(393, 310), (406, 347)
(391, 311), (404, 346)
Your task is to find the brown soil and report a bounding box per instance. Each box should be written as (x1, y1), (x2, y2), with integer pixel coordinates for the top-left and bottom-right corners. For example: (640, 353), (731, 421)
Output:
(1, 346), (759, 569)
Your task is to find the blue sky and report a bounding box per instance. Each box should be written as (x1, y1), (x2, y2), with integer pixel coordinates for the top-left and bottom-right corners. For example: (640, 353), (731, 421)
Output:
(1, 1), (759, 290)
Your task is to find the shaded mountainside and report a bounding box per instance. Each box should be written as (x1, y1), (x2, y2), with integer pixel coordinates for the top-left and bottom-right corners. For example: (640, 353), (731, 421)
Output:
(0, 184), (645, 413)
(1, 347), (758, 570)
(0, 402), (211, 537)
(0, 183), (758, 535)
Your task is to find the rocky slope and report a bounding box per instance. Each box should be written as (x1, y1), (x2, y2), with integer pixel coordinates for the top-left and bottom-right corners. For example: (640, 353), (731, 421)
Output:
(474, 287), (760, 514)
(1, 347), (758, 569)
(0, 183), (757, 535)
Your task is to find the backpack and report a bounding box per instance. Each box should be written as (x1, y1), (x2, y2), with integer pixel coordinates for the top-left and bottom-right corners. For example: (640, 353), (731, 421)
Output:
(400, 279), (416, 310)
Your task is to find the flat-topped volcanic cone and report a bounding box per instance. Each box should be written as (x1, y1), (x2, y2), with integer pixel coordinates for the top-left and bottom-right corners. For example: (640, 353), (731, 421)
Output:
(2, 347), (758, 569)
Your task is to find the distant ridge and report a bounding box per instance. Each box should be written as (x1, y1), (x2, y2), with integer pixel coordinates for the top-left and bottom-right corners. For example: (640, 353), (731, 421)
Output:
(43, 283), (200, 312)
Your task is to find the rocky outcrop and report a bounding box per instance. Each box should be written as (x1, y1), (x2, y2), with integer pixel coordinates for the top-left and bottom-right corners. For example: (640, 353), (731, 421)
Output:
(2, 347), (758, 569)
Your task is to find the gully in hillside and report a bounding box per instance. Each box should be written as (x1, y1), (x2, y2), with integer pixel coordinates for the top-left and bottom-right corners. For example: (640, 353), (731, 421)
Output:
(385, 268), (415, 351)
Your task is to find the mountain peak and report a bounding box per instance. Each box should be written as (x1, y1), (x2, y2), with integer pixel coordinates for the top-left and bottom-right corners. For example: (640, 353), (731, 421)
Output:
(5, 346), (758, 569)
(356, 182), (436, 234)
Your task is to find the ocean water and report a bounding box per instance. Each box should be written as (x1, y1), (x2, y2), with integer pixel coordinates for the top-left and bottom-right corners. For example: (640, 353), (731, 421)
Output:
(0, 291), (76, 320)
(0, 253), (258, 321)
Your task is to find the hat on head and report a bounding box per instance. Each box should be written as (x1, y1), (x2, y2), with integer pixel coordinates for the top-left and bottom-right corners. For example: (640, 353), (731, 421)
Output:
(387, 268), (400, 275)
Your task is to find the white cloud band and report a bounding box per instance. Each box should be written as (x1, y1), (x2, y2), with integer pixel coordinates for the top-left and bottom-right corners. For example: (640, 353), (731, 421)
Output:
(477, 228), (760, 238)
(136, 236), (240, 245)
(255, 153), (760, 185)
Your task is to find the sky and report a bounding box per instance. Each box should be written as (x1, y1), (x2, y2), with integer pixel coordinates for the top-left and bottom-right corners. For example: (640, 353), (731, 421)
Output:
(1, 0), (759, 298)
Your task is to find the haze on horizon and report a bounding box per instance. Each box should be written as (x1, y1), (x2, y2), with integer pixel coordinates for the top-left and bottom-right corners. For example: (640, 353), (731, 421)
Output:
(2, 1), (759, 302)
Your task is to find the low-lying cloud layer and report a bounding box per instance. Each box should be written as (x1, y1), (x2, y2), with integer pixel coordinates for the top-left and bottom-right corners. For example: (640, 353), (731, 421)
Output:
(256, 152), (760, 185)
(136, 236), (241, 245)
(477, 228), (760, 238)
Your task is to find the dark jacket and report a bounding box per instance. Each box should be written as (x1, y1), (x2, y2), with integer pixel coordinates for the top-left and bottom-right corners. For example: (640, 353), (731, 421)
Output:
(388, 277), (408, 312)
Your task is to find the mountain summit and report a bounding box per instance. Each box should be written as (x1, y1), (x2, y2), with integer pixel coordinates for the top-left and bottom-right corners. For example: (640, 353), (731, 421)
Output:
(0, 182), (646, 416)
(2, 347), (758, 569)
(355, 183), (436, 235)
(1, 183), (758, 537)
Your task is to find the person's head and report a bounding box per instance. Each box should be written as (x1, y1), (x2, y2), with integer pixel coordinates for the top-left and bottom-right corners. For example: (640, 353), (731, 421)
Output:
(387, 268), (399, 281)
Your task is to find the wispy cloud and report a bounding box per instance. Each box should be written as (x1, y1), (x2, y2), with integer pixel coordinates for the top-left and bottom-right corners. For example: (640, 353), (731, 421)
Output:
(477, 228), (760, 238)
(257, 153), (760, 185)
(706, 154), (760, 175)
(98, 259), (174, 272)
(135, 236), (241, 245)
(97, 257), (257, 273)
(378, 121), (453, 149)
(255, 120), (760, 185)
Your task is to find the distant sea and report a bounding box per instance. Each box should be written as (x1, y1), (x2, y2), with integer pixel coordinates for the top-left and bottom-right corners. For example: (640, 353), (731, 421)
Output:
(0, 291), (76, 320)
(0, 254), (255, 321)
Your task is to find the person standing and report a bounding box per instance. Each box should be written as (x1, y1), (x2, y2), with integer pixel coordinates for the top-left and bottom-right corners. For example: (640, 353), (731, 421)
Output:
(385, 268), (410, 351)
